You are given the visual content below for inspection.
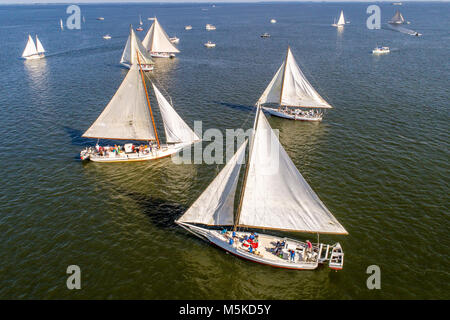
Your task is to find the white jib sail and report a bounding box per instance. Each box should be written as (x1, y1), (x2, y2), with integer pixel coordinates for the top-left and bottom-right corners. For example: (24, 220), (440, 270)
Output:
(177, 140), (248, 226)
(35, 35), (45, 53)
(22, 35), (38, 57)
(152, 84), (200, 144)
(238, 109), (348, 234)
(258, 48), (332, 108)
(82, 64), (156, 141)
(337, 11), (345, 25)
(143, 18), (180, 53)
(60, 19), (64, 30)
(121, 28), (154, 66)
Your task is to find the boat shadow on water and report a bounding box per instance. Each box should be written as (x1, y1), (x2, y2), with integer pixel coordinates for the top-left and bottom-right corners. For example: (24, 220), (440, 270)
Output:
(122, 191), (187, 230)
(213, 101), (255, 112)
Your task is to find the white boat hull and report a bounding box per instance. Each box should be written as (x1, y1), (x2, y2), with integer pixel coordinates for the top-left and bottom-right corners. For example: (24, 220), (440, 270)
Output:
(262, 107), (323, 122)
(177, 223), (342, 270)
(81, 143), (190, 163)
(23, 53), (45, 60)
(150, 52), (175, 58)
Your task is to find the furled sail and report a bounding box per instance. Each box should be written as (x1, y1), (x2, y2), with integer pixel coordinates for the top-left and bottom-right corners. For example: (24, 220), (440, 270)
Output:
(390, 10), (405, 24)
(143, 17), (180, 53)
(177, 140), (248, 226)
(257, 47), (332, 109)
(35, 35), (45, 53)
(238, 108), (347, 234)
(22, 35), (38, 57)
(120, 27), (154, 66)
(337, 10), (345, 25)
(152, 84), (200, 144)
(82, 64), (156, 141)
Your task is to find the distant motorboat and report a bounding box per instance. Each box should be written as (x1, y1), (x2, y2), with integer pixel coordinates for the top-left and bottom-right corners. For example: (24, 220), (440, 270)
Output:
(103, 34), (112, 40)
(136, 26), (144, 32)
(261, 33), (270, 38)
(22, 34), (45, 60)
(392, 2), (402, 5)
(96, 17), (104, 21)
(204, 41), (216, 48)
(270, 19), (277, 24)
(205, 24), (216, 31)
(169, 37), (180, 44)
(372, 46), (390, 54)
(185, 25), (192, 30)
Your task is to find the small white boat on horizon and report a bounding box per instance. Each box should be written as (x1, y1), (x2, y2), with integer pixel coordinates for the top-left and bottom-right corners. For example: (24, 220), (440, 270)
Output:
(332, 10), (346, 28)
(204, 41), (216, 48)
(96, 17), (104, 21)
(169, 36), (180, 44)
(103, 34), (111, 40)
(206, 24), (216, 31)
(270, 19), (277, 24)
(22, 34), (45, 60)
(372, 46), (390, 54)
(185, 25), (192, 30)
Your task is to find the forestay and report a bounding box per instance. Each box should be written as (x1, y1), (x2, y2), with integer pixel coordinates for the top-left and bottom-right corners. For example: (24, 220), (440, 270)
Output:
(238, 109), (347, 234)
(177, 141), (247, 226)
(120, 28), (154, 65)
(143, 18), (180, 53)
(82, 64), (156, 141)
(152, 84), (200, 144)
(258, 47), (332, 109)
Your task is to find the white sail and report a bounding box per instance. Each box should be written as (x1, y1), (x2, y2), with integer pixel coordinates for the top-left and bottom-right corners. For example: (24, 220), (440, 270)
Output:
(337, 10), (345, 25)
(143, 17), (180, 53)
(258, 47), (332, 109)
(60, 19), (64, 30)
(152, 84), (200, 144)
(139, 15), (143, 25)
(238, 109), (347, 235)
(120, 27), (154, 66)
(22, 35), (38, 57)
(35, 35), (45, 53)
(82, 64), (156, 141)
(177, 141), (247, 226)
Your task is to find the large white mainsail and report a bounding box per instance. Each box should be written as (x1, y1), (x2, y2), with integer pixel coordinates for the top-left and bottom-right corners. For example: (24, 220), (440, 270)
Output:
(177, 141), (247, 226)
(258, 47), (332, 109)
(22, 35), (38, 58)
(35, 35), (45, 54)
(120, 27), (154, 66)
(82, 64), (156, 141)
(337, 10), (346, 26)
(237, 108), (347, 234)
(152, 84), (200, 144)
(142, 17), (180, 53)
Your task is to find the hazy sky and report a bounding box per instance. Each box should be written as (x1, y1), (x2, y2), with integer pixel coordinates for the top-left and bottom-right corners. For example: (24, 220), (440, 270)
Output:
(1, 0), (441, 4)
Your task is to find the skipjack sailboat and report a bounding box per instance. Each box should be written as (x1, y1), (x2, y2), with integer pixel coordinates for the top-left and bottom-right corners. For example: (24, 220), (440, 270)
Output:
(80, 56), (200, 163)
(258, 46), (333, 121)
(332, 10), (346, 28)
(176, 106), (348, 270)
(22, 35), (45, 60)
(120, 26), (154, 71)
(143, 17), (180, 58)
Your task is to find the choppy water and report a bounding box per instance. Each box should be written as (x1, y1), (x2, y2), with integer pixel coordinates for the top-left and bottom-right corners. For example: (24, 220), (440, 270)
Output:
(0, 2), (448, 299)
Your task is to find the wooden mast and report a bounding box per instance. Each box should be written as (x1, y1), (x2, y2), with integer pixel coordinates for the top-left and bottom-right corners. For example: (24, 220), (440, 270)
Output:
(278, 45), (290, 111)
(233, 106), (261, 231)
(136, 51), (160, 149)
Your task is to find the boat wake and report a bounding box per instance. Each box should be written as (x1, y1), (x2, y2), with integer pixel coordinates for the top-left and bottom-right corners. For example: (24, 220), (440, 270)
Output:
(386, 23), (421, 36)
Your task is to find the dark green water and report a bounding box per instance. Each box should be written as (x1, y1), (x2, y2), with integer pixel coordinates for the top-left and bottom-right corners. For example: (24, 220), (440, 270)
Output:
(0, 2), (448, 299)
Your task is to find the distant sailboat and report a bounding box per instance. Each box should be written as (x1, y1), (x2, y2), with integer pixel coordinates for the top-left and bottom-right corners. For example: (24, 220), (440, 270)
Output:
(257, 46), (332, 121)
(60, 19), (64, 31)
(176, 105), (347, 270)
(80, 61), (200, 163)
(22, 35), (45, 60)
(143, 17), (180, 58)
(120, 26), (154, 71)
(136, 15), (144, 31)
(139, 15), (143, 26)
(169, 36), (180, 44)
(332, 10), (346, 28)
(389, 10), (405, 24)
